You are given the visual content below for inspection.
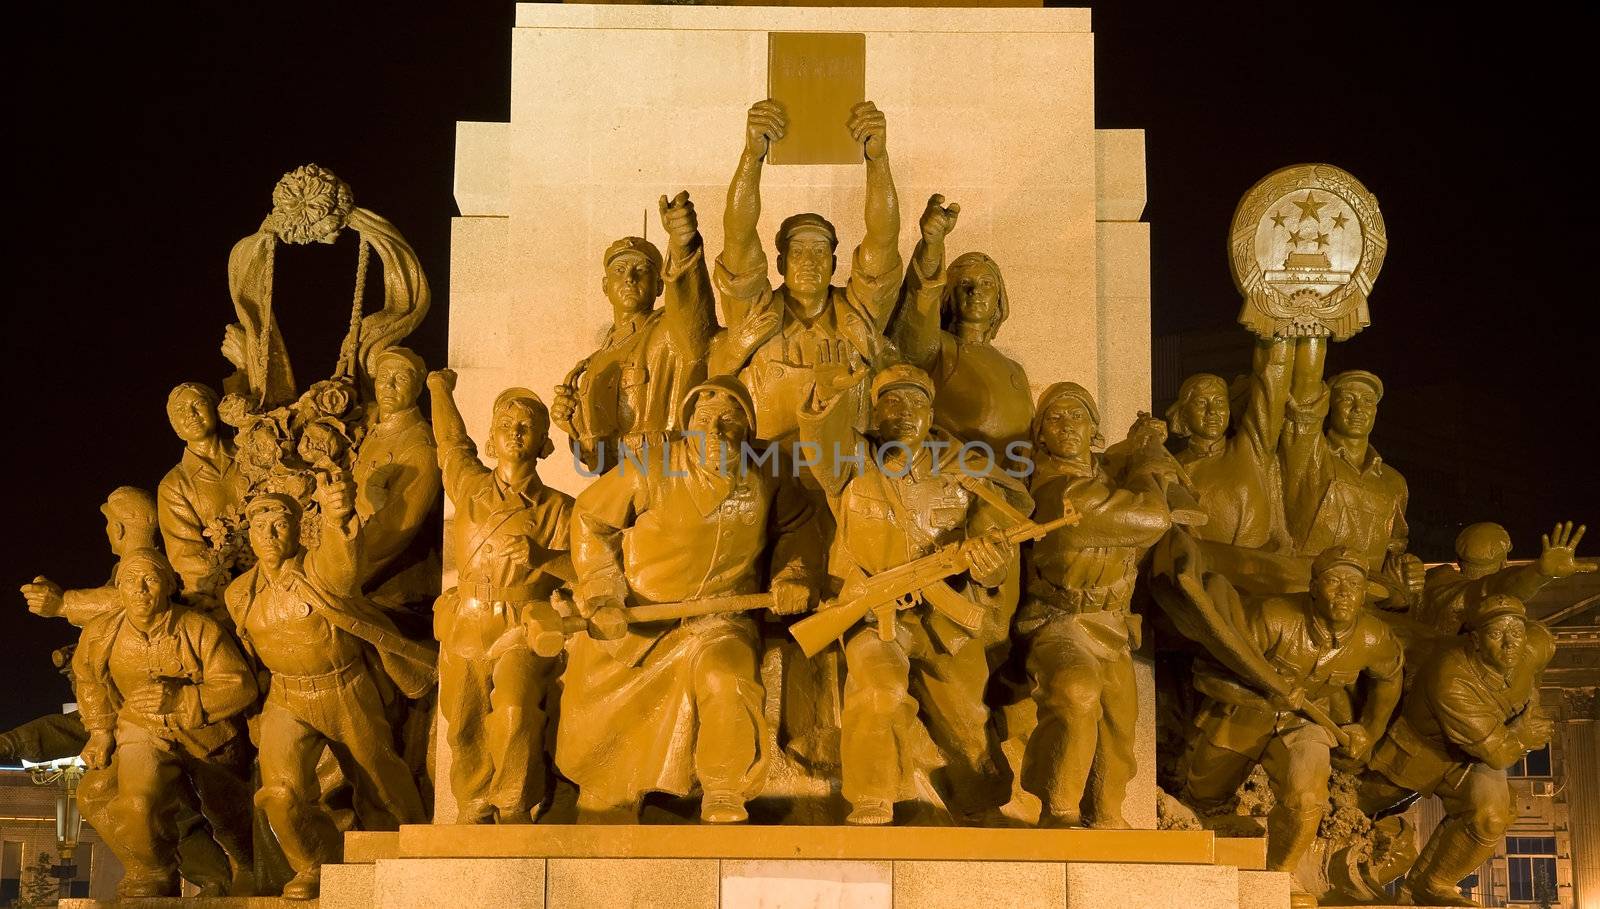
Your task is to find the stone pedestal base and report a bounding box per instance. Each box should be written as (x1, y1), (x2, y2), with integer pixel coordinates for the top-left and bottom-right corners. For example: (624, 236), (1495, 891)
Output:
(61, 901), (309, 908)
(312, 824), (1285, 909)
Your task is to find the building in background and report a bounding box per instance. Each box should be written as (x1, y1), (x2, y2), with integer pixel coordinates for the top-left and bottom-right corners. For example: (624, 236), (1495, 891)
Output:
(0, 767), (119, 903)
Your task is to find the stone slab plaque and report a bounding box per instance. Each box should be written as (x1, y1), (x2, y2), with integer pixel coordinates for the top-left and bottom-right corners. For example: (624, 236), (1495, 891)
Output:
(767, 31), (865, 165)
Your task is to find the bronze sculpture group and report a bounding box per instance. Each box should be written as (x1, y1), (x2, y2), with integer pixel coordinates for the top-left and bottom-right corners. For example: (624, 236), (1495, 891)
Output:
(11, 102), (1594, 908)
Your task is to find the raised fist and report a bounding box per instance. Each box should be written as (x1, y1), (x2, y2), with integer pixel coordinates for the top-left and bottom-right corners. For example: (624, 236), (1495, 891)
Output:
(314, 469), (356, 519)
(427, 368), (458, 394)
(659, 191), (699, 253)
(745, 99), (787, 158)
(919, 193), (961, 244)
(847, 101), (887, 161)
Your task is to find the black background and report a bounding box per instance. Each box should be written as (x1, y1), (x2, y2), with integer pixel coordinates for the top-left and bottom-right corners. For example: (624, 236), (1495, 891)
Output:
(3, 2), (1595, 731)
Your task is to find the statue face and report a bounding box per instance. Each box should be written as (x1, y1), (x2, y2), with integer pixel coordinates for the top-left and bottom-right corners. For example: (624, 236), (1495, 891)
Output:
(779, 234), (837, 297)
(1329, 382), (1379, 438)
(602, 252), (662, 315)
(872, 387), (933, 448)
(166, 389), (218, 444)
(374, 360), (422, 417)
(1181, 381), (1230, 442)
(687, 391), (749, 450)
(1473, 615), (1526, 675)
(950, 262), (1000, 328)
(492, 402), (546, 465)
(248, 508), (301, 563)
(1311, 563), (1365, 626)
(1037, 398), (1096, 462)
(118, 560), (171, 626)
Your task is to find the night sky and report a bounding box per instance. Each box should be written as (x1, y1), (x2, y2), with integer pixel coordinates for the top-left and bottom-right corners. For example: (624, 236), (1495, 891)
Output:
(3, 3), (1595, 731)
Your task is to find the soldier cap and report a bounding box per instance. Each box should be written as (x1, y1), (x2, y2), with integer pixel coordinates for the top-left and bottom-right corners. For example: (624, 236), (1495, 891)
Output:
(1466, 593), (1526, 630)
(776, 213), (838, 252)
(1455, 522), (1512, 565)
(373, 346), (427, 381)
(870, 364), (935, 406)
(1329, 369), (1384, 401)
(679, 374), (758, 431)
(1311, 546), (1368, 579)
(118, 547), (177, 589)
(246, 492), (304, 521)
(602, 236), (664, 273)
(101, 486), (157, 531)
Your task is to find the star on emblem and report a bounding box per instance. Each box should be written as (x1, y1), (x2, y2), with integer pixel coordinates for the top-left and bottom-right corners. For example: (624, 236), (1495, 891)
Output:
(1331, 212), (1348, 229)
(1270, 211), (1288, 229)
(1292, 192), (1325, 222)
(1315, 233), (1330, 248)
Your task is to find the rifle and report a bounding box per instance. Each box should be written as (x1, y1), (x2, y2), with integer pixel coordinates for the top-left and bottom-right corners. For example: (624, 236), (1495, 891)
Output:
(789, 505), (1082, 658)
(524, 591), (775, 656)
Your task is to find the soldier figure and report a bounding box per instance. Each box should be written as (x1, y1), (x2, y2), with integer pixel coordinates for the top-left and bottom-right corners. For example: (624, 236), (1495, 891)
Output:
(1417, 521), (1592, 635)
(890, 195), (1032, 474)
(428, 370), (573, 824)
(353, 347), (441, 592)
(711, 99), (901, 442)
(799, 362), (1029, 825)
(552, 192), (717, 472)
(226, 477), (433, 899)
(73, 549), (258, 897)
(560, 376), (821, 824)
(1280, 339), (1422, 602)
(1181, 548), (1404, 907)
(158, 383), (248, 603)
(1166, 339), (1293, 550)
(1359, 595), (1555, 907)
(1019, 383), (1172, 829)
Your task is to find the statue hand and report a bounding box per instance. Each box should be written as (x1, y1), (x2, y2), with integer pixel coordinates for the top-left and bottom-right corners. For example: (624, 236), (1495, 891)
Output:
(847, 101), (887, 161)
(1128, 411), (1169, 449)
(965, 530), (1015, 587)
(314, 469), (356, 519)
(21, 576), (64, 618)
(812, 340), (870, 403)
(745, 99), (787, 158)
(81, 732), (114, 770)
(426, 368), (458, 394)
(551, 385), (578, 430)
(1519, 712), (1556, 750)
(769, 579), (813, 616)
(1338, 724), (1372, 761)
(124, 681), (172, 718)
(658, 191), (698, 254)
(919, 193), (960, 244)
(221, 324), (247, 370)
(1398, 553), (1426, 596)
(730, 308), (781, 359)
(1271, 686), (1307, 713)
(1538, 521), (1593, 578)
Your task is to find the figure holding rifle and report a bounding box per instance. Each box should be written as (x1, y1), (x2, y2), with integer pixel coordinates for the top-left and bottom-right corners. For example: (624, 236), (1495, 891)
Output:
(796, 360), (1041, 826)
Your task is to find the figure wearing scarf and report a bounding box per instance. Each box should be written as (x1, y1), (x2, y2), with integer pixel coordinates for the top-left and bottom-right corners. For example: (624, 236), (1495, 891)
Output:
(559, 376), (823, 824)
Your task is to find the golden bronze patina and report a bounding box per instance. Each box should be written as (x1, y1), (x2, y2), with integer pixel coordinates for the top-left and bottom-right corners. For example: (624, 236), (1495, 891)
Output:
(766, 32), (867, 166)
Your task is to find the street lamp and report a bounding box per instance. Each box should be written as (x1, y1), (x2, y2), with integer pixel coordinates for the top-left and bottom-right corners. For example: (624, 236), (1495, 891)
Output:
(24, 756), (86, 900)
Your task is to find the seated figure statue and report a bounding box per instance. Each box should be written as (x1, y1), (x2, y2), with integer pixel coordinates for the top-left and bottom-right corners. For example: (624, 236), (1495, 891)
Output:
(73, 549), (258, 898)
(559, 377), (822, 824)
(1357, 594), (1555, 907)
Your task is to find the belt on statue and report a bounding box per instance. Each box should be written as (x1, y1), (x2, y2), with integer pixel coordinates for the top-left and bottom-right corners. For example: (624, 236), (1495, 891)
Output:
(275, 660), (362, 694)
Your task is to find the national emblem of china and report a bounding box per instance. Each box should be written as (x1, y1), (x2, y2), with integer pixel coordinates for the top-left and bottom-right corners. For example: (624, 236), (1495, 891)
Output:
(1230, 163), (1386, 340)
